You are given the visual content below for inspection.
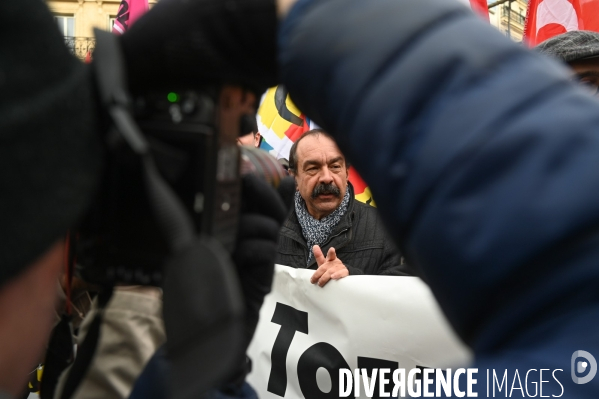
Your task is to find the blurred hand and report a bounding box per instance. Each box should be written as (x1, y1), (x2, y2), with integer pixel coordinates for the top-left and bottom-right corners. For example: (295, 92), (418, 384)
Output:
(232, 174), (287, 350)
(310, 245), (349, 287)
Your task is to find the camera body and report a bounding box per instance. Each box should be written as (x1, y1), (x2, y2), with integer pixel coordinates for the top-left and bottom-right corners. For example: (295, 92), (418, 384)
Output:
(76, 87), (243, 286)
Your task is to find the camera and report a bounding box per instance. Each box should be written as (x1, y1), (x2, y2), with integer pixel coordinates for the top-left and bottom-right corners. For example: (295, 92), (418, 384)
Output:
(76, 85), (286, 287)
(73, 31), (285, 288)
(75, 87), (238, 286)
(48, 30), (288, 399)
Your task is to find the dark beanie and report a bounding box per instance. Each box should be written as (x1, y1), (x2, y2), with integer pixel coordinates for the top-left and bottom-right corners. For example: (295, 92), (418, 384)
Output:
(0, 0), (102, 287)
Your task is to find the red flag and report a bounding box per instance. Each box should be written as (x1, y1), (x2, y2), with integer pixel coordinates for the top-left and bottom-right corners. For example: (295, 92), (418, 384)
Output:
(580, 0), (599, 32)
(112, 0), (149, 35)
(470, 0), (490, 21)
(524, 0), (585, 46)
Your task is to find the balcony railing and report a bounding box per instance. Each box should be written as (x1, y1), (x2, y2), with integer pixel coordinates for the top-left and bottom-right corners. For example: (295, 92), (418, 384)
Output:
(501, 7), (526, 25)
(64, 36), (96, 60)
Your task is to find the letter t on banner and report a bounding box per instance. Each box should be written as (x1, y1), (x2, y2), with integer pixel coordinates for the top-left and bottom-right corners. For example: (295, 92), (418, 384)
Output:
(267, 303), (309, 397)
(112, 0), (149, 35)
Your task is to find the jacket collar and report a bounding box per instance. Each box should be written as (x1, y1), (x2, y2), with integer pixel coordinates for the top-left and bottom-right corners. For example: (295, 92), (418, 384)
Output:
(282, 182), (356, 243)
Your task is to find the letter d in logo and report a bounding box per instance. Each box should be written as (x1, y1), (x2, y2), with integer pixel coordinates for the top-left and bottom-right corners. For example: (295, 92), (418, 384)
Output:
(571, 350), (597, 384)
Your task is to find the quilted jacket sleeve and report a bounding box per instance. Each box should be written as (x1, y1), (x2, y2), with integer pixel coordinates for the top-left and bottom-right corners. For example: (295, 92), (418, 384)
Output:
(377, 237), (410, 277)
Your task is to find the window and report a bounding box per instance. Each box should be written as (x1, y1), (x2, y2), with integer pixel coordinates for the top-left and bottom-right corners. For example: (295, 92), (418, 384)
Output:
(54, 16), (75, 37)
(109, 17), (117, 31)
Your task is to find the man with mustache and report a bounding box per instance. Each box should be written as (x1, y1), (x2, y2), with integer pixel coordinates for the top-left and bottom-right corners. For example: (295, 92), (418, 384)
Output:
(275, 129), (409, 287)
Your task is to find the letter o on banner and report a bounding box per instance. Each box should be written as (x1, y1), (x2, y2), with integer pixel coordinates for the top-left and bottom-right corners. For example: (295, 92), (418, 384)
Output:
(297, 343), (355, 399)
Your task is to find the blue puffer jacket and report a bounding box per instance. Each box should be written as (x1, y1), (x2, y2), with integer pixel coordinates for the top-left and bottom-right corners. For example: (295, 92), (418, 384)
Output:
(279, 0), (599, 397)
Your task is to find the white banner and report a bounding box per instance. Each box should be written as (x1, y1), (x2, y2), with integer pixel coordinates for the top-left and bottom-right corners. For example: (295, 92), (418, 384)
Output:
(247, 265), (472, 399)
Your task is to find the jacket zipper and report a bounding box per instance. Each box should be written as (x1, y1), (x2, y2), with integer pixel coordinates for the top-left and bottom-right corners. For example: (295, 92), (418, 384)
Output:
(321, 227), (350, 250)
(307, 227), (350, 268)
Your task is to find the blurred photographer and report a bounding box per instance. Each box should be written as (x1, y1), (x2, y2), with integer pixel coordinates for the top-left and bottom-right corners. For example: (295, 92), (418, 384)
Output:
(1, 1), (285, 399)
(53, 171), (287, 399)
(0, 1), (102, 398)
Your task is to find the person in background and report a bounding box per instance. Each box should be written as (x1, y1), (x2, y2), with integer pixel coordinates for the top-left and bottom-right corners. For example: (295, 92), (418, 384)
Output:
(237, 131), (262, 147)
(237, 115), (262, 147)
(537, 30), (599, 95)
(276, 129), (409, 287)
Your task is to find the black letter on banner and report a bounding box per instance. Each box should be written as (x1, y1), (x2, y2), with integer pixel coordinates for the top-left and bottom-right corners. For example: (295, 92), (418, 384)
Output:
(297, 343), (354, 399)
(357, 357), (399, 399)
(267, 303), (309, 397)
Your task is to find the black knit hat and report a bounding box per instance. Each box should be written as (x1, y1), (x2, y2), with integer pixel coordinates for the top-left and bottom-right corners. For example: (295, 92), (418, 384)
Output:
(535, 30), (599, 63)
(0, 0), (102, 287)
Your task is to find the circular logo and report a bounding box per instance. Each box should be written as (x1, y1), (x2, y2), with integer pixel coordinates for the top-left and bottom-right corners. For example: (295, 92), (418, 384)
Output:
(536, 0), (579, 43)
(571, 350), (597, 384)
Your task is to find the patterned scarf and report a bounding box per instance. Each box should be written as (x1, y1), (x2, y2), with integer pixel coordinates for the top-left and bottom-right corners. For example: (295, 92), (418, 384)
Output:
(294, 188), (351, 265)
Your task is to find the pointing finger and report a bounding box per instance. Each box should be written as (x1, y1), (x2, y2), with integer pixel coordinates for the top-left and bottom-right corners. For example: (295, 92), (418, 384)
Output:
(313, 245), (326, 266)
(326, 247), (337, 262)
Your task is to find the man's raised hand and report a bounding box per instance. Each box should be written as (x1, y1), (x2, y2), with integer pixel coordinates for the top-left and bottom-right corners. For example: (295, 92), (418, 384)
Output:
(310, 245), (349, 287)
